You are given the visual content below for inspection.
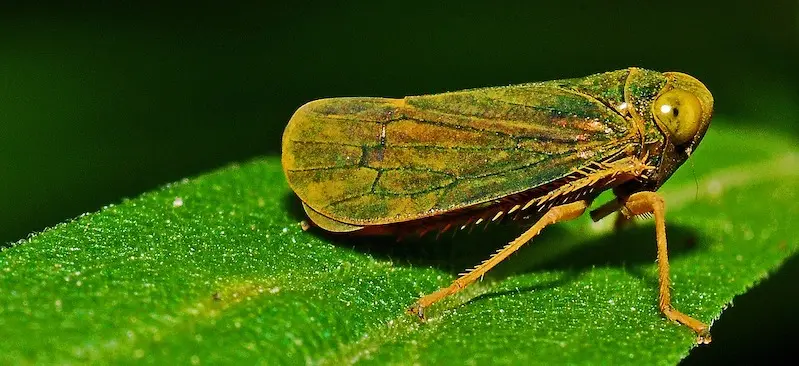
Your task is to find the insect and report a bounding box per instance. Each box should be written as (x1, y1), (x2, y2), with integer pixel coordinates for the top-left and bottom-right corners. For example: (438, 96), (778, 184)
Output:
(281, 68), (714, 343)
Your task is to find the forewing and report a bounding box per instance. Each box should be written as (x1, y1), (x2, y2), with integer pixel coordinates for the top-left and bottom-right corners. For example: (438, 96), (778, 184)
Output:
(283, 82), (634, 225)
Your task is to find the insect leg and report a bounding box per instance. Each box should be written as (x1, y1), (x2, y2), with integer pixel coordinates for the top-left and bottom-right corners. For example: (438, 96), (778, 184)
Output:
(589, 197), (622, 222)
(620, 191), (711, 343)
(408, 200), (589, 320)
(589, 196), (634, 230)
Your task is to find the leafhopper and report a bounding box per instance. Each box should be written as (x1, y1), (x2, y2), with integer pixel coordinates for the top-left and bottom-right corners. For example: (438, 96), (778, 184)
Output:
(281, 68), (714, 342)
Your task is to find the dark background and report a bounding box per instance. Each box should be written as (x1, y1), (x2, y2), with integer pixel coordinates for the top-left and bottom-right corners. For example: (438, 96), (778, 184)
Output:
(1, 2), (797, 363)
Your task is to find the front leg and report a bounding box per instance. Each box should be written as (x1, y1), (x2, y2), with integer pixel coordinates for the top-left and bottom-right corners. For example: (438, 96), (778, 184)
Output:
(589, 198), (635, 230)
(620, 191), (711, 343)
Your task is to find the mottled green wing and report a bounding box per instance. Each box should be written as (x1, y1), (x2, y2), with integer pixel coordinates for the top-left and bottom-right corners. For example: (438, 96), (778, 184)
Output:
(282, 72), (636, 226)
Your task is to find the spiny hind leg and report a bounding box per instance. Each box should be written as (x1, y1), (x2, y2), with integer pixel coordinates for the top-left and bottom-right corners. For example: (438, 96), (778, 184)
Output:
(408, 200), (589, 319)
(621, 191), (711, 343)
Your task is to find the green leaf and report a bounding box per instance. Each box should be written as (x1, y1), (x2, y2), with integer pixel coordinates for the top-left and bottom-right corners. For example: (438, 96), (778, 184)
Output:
(1, 121), (796, 364)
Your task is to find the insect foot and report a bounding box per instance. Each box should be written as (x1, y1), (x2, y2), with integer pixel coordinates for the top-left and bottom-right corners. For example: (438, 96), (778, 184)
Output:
(662, 305), (712, 344)
(407, 302), (427, 321)
(696, 332), (712, 345)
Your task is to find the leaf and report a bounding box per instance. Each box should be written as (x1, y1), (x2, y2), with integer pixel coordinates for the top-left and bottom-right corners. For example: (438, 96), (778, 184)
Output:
(0, 121), (796, 364)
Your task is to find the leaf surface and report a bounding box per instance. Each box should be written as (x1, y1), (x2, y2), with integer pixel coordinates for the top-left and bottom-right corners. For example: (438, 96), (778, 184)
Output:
(1, 121), (796, 365)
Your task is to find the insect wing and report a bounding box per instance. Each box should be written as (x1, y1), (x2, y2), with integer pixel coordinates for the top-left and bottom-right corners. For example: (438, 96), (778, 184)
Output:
(282, 81), (634, 226)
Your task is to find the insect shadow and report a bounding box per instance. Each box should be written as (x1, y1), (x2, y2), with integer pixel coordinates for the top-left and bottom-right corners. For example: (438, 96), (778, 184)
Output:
(282, 193), (703, 302)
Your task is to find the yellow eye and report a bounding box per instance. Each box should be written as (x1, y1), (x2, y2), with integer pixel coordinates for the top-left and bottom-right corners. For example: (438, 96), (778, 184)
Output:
(653, 89), (702, 145)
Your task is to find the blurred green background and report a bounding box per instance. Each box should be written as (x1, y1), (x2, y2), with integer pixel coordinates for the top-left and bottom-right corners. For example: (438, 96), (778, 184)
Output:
(1, 1), (796, 363)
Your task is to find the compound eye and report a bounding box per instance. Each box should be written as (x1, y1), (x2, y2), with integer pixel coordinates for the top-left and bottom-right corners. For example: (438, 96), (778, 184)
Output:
(653, 89), (702, 146)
